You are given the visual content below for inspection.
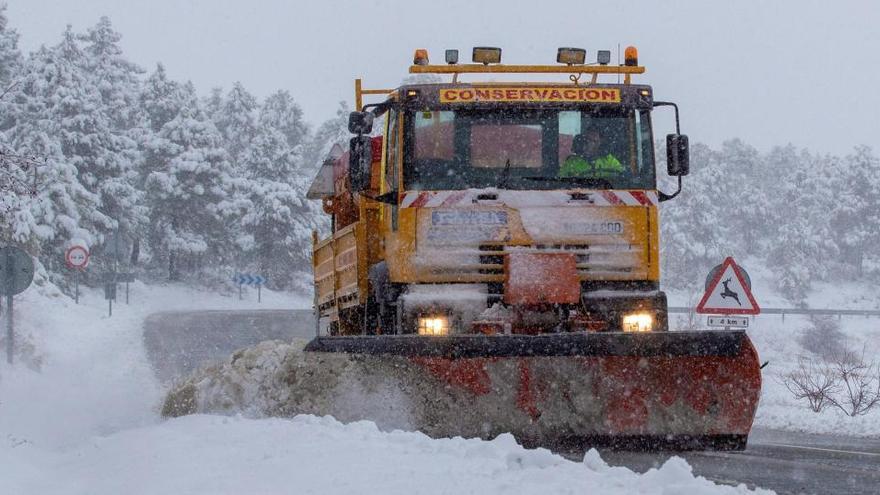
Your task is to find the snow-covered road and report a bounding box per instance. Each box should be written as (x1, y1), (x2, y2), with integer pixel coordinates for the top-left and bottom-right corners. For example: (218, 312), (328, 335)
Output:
(594, 428), (880, 495)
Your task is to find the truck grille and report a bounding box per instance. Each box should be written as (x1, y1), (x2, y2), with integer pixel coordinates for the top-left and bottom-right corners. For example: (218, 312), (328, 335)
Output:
(478, 243), (642, 278)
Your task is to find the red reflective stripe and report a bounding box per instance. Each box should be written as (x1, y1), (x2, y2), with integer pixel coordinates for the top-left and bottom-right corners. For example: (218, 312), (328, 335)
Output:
(629, 191), (652, 206)
(440, 190), (467, 207)
(601, 191), (625, 205)
(410, 192), (431, 207)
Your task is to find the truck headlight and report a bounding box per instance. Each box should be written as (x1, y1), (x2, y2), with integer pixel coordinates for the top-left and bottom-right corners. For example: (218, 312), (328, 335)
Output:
(622, 313), (653, 332)
(418, 316), (450, 336)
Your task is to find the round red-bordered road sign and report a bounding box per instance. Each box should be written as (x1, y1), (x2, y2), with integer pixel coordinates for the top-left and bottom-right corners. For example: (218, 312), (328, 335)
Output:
(65, 245), (90, 269)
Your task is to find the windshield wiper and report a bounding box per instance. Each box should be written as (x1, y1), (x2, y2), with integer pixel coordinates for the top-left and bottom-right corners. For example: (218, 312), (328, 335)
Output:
(523, 176), (613, 189)
(499, 159), (512, 189)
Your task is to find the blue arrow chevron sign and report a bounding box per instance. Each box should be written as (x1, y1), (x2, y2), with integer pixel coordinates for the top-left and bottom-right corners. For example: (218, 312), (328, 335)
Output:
(233, 273), (266, 286)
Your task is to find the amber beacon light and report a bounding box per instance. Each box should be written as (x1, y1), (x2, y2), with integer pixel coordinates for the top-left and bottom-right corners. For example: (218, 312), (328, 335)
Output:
(624, 46), (639, 66)
(413, 49), (429, 66)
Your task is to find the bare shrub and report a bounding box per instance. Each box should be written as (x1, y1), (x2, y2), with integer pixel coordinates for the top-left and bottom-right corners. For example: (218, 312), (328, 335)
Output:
(825, 347), (880, 417)
(780, 357), (837, 412)
(781, 347), (880, 416)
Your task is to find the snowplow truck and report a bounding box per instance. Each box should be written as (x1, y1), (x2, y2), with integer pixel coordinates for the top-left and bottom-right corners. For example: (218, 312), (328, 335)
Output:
(306, 47), (761, 450)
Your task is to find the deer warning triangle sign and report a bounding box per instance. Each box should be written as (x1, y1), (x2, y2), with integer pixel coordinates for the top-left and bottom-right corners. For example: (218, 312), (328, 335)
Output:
(696, 257), (760, 315)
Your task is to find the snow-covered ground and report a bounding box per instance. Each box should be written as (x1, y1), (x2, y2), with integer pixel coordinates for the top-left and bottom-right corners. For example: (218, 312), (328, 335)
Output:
(3, 414), (768, 495)
(666, 259), (880, 438)
(0, 280), (769, 494)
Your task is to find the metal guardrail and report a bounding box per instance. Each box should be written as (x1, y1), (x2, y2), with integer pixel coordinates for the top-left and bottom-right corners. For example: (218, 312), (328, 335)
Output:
(669, 306), (880, 320)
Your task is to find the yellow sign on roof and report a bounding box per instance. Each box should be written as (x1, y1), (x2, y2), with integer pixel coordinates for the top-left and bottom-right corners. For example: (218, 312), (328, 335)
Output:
(439, 87), (621, 104)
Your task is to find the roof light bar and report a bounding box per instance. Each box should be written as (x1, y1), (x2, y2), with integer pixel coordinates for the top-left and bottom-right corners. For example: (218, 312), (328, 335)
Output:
(472, 46), (501, 65)
(557, 47), (586, 65)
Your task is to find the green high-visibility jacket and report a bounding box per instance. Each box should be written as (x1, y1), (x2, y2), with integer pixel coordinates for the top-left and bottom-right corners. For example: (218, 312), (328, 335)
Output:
(559, 154), (624, 178)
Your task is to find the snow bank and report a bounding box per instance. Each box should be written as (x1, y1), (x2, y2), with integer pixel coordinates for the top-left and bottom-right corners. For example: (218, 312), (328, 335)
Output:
(1, 414), (770, 495)
(0, 281), (307, 449)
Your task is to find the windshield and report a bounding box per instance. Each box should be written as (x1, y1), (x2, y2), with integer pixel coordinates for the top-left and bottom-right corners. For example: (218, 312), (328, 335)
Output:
(404, 106), (655, 190)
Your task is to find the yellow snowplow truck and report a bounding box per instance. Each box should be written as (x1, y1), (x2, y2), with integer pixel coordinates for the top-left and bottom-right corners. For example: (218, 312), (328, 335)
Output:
(306, 47), (761, 449)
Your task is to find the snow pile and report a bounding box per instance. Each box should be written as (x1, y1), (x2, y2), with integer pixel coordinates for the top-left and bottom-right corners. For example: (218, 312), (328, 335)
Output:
(1, 414), (771, 495)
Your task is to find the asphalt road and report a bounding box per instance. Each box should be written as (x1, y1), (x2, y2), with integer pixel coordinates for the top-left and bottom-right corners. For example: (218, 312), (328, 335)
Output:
(590, 430), (880, 495)
(142, 309), (315, 382)
(142, 310), (880, 494)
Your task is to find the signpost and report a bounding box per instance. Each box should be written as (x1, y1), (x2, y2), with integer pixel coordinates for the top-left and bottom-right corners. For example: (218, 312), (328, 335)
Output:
(104, 281), (117, 316)
(233, 274), (267, 302)
(65, 244), (90, 304)
(101, 271), (135, 315)
(117, 272), (135, 304)
(0, 246), (35, 364)
(696, 257), (760, 330)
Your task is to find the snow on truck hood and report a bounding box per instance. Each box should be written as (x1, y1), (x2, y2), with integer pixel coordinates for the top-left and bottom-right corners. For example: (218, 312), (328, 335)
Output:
(412, 188), (653, 245)
(411, 189), (651, 279)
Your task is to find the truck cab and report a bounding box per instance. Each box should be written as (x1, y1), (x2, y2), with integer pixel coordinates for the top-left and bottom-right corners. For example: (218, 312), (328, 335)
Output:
(310, 47), (689, 337)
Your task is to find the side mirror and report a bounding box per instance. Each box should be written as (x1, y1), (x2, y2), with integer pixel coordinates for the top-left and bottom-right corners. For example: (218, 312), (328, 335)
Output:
(348, 111), (374, 135)
(349, 135), (372, 192)
(666, 134), (690, 176)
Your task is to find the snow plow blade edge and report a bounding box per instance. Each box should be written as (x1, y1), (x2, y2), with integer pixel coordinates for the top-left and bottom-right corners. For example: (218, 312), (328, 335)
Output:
(304, 331), (762, 451)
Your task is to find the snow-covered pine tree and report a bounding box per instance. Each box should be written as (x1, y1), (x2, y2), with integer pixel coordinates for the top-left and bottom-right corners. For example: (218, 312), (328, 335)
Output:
(0, 3), (28, 243)
(305, 100), (351, 172)
(143, 92), (235, 281)
(261, 90), (309, 150)
(767, 150), (839, 300)
(133, 64), (197, 267)
(238, 91), (322, 289)
(0, 132), (39, 248)
(0, 4), (20, 91)
(202, 87), (224, 126)
(79, 17), (144, 130)
(831, 145), (880, 277)
(215, 82), (259, 168)
(715, 139), (770, 256)
(139, 64), (189, 134)
(77, 17), (144, 265)
(4, 36), (109, 274)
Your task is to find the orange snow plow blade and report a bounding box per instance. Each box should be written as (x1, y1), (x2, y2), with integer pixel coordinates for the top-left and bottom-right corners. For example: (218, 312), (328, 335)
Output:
(304, 330), (762, 450)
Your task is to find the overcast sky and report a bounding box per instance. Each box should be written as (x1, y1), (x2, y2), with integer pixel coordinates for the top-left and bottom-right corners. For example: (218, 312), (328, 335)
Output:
(6, 0), (879, 154)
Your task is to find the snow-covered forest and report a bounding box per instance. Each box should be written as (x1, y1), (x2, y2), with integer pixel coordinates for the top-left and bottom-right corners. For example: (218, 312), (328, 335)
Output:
(659, 140), (880, 301)
(1, 7), (878, 301)
(0, 9), (340, 291)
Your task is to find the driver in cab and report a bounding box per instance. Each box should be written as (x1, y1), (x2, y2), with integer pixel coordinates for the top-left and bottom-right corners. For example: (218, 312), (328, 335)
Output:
(559, 128), (624, 179)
